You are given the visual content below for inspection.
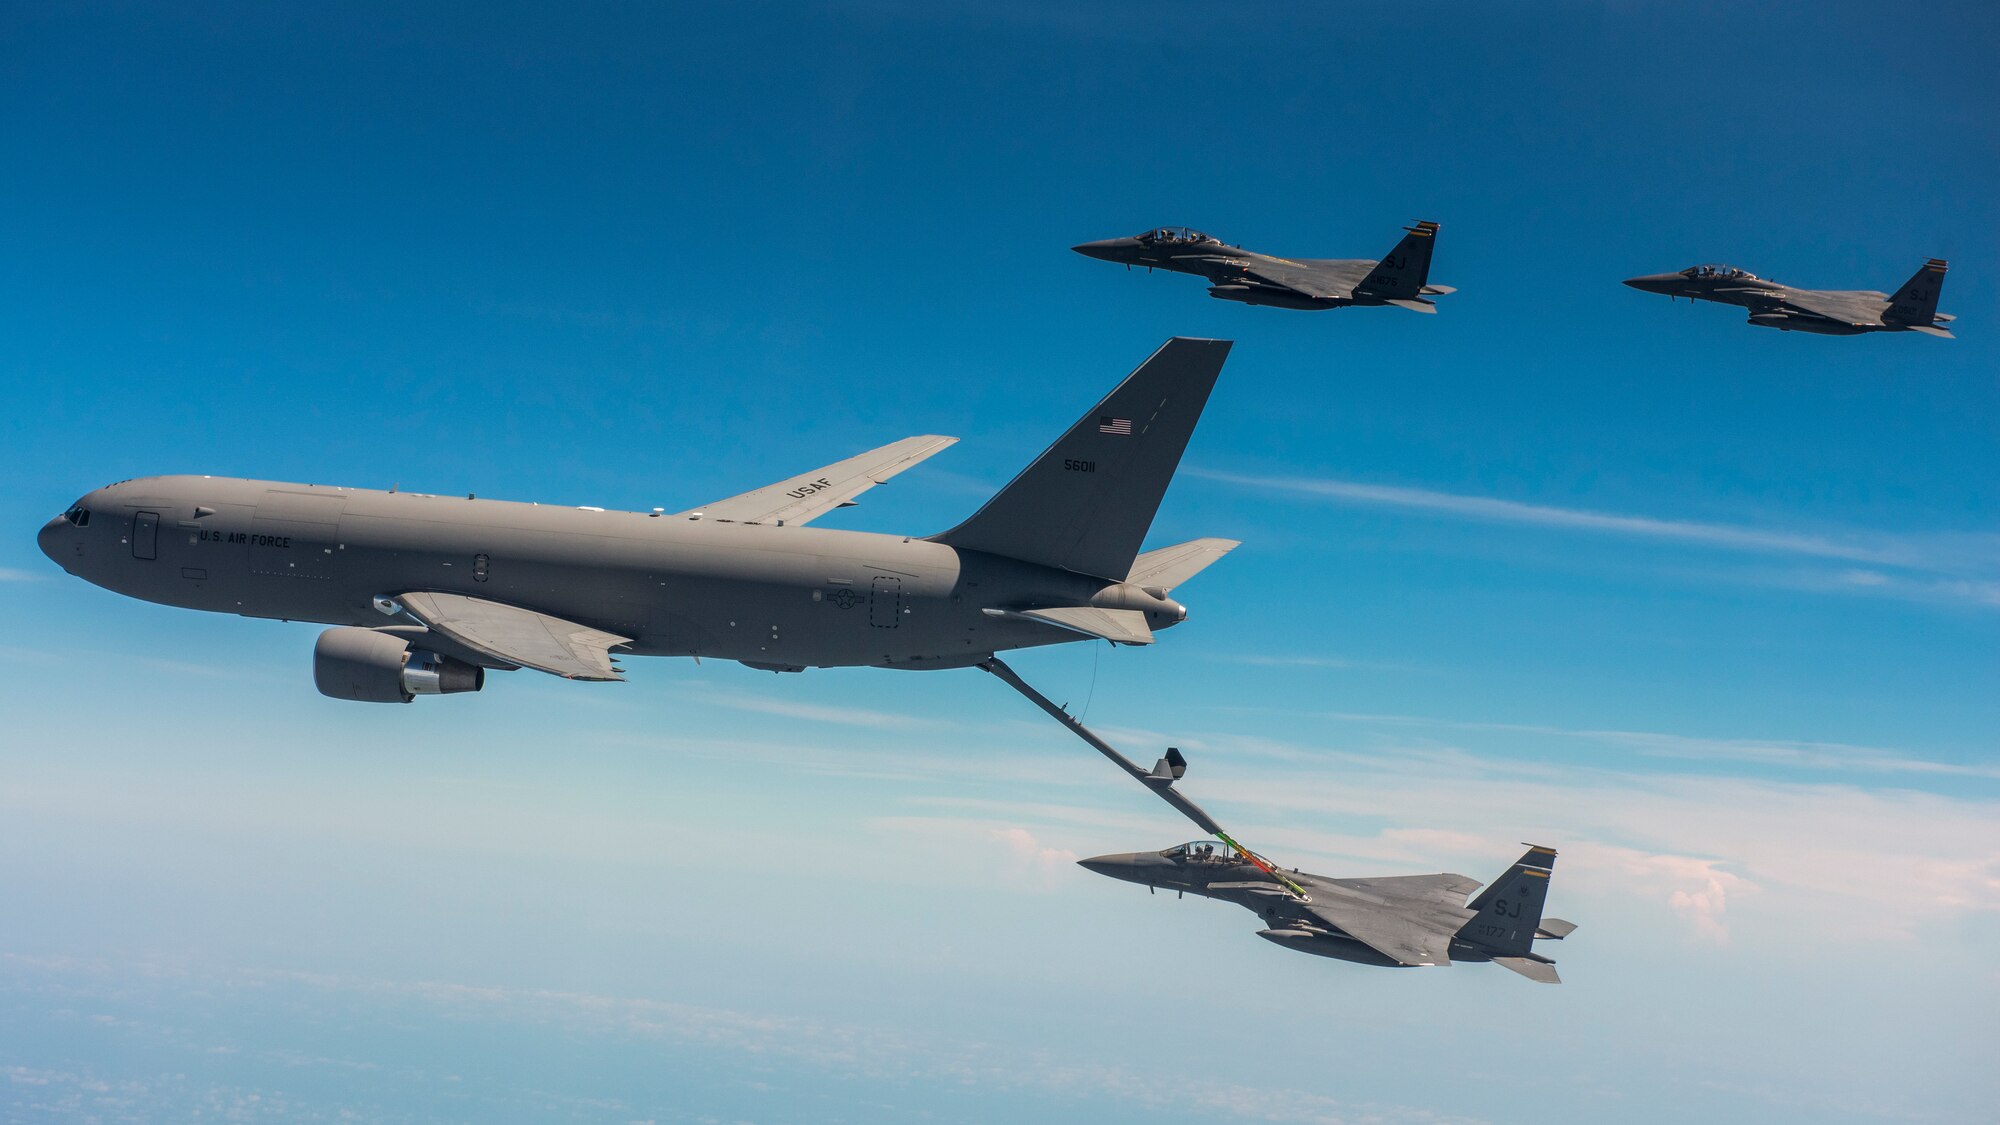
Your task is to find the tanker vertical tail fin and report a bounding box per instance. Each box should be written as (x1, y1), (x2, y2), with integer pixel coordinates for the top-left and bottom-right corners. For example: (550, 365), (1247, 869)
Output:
(931, 339), (1231, 580)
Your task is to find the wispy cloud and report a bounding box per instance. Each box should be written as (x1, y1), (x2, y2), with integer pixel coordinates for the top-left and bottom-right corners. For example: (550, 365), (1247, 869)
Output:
(0, 567), (45, 582)
(1209, 652), (1417, 673)
(1190, 468), (2000, 605)
(1276, 708), (2000, 782)
(0, 953), (1480, 1125)
(694, 688), (941, 729)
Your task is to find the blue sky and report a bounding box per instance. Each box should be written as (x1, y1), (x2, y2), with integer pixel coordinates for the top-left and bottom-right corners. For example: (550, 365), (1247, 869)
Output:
(2, 2), (1995, 1122)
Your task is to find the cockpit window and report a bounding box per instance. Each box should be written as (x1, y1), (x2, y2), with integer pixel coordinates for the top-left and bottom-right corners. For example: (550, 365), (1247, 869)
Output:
(1680, 264), (1757, 280)
(1164, 840), (1236, 864)
(63, 507), (91, 527)
(1136, 226), (1217, 247)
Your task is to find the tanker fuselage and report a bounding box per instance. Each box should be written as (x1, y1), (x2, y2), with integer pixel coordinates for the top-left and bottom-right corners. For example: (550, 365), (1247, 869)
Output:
(38, 475), (1186, 672)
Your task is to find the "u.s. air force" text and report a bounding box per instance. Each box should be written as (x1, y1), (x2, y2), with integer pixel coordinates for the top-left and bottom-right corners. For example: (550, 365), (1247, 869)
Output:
(198, 530), (291, 548)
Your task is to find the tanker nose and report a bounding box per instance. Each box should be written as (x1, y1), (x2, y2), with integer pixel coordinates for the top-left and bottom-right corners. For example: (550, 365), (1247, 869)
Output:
(37, 515), (72, 571)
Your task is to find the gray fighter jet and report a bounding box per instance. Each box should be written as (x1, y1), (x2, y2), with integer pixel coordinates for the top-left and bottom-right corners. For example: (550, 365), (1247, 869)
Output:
(1623, 258), (1955, 336)
(1072, 222), (1454, 312)
(37, 339), (1241, 703)
(979, 661), (1578, 983)
(1081, 842), (1577, 982)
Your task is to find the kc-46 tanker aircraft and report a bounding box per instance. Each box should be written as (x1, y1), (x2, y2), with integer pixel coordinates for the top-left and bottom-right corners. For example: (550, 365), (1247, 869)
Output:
(1623, 258), (1956, 337)
(1072, 221), (1454, 312)
(39, 339), (1240, 703)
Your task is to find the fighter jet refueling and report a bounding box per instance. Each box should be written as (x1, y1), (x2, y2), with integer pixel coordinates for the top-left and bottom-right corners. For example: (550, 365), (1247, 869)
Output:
(39, 339), (1238, 703)
(979, 655), (1577, 983)
(1073, 222), (1454, 312)
(1081, 841), (1576, 982)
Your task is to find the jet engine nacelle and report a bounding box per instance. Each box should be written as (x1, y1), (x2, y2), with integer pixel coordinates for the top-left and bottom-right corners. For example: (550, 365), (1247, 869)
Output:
(313, 626), (484, 704)
(1256, 928), (1408, 968)
(1747, 313), (1866, 335)
(1206, 284), (1329, 311)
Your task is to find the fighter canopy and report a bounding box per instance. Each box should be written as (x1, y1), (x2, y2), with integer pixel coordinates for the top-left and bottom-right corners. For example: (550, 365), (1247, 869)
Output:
(1135, 226), (1221, 246)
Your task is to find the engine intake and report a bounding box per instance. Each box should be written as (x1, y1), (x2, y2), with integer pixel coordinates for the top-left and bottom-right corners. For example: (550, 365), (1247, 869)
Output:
(314, 627), (484, 703)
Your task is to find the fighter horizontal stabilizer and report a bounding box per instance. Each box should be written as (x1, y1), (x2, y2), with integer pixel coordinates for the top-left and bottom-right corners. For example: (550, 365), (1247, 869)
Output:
(396, 591), (631, 681)
(1422, 285), (1457, 295)
(981, 606), (1154, 646)
(1491, 955), (1561, 984)
(1536, 918), (1578, 940)
(684, 434), (957, 526)
(1906, 324), (1955, 338)
(1126, 538), (1239, 592)
(1383, 298), (1439, 314)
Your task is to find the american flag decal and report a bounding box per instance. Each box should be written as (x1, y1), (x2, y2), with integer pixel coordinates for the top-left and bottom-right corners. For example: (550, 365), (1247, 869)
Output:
(1097, 416), (1133, 435)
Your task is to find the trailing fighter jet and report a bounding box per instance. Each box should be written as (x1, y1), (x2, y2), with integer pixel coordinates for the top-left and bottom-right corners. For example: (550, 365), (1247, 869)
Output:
(983, 666), (1579, 984)
(38, 339), (1241, 704)
(1081, 842), (1577, 983)
(1072, 222), (1454, 312)
(1623, 258), (1956, 337)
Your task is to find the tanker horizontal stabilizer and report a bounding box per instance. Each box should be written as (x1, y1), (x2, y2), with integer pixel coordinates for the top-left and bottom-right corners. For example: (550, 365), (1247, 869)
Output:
(1125, 537), (1239, 591)
(982, 606), (1154, 645)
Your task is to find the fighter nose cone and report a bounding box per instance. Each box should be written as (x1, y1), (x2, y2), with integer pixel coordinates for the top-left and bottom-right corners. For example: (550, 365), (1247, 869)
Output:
(1071, 239), (1128, 262)
(1623, 273), (1677, 292)
(1077, 854), (1124, 875)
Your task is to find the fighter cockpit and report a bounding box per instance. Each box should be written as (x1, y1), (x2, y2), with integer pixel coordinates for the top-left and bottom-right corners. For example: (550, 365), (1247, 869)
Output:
(1163, 840), (1239, 865)
(1135, 226), (1220, 247)
(1680, 264), (1758, 281)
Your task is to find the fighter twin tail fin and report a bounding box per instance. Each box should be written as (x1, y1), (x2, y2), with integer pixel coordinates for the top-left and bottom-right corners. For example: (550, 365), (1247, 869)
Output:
(1886, 258), (1950, 330)
(1459, 845), (1558, 958)
(1357, 220), (1441, 300)
(932, 338), (1232, 581)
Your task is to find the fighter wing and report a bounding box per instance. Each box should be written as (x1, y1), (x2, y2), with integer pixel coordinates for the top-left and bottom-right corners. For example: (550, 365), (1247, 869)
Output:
(1300, 898), (1456, 967)
(1772, 289), (1886, 326)
(681, 435), (957, 526)
(1329, 872), (1483, 906)
(397, 591), (631, 681)
(1233, 259), (1355, 299)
